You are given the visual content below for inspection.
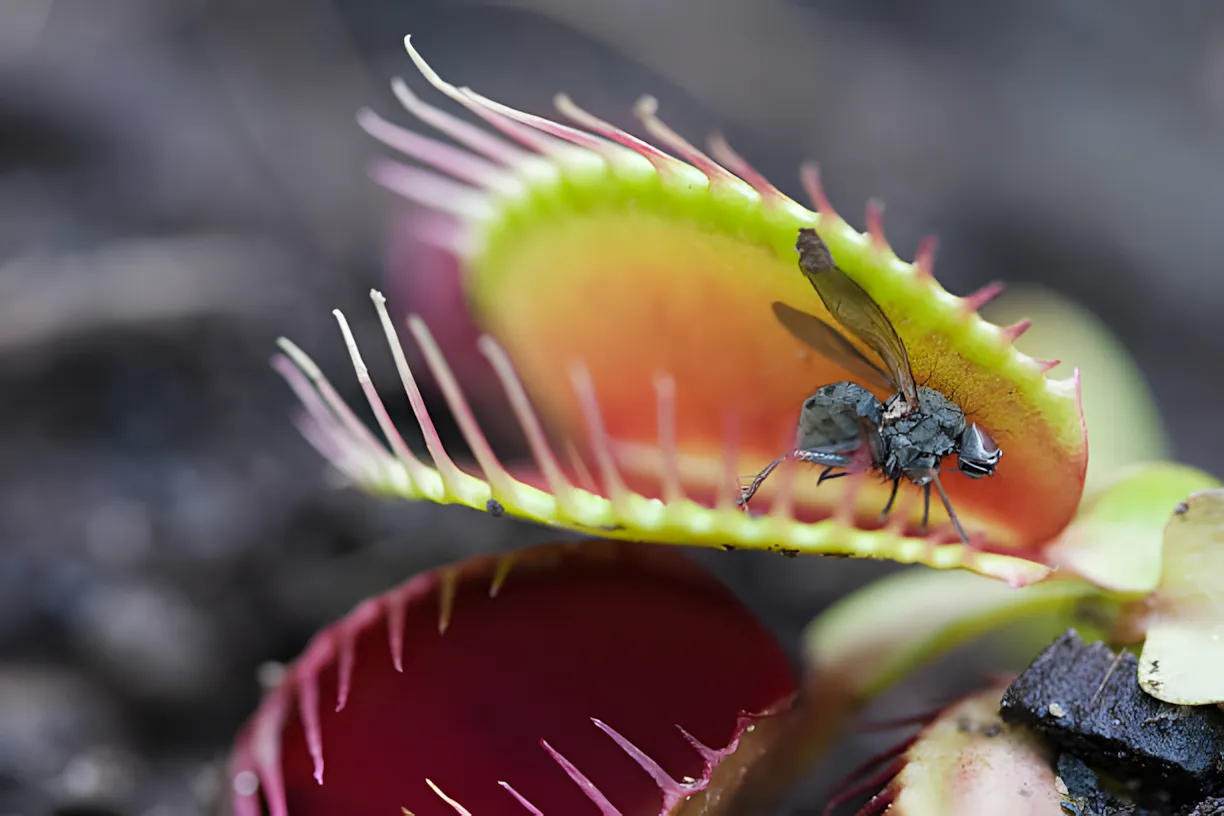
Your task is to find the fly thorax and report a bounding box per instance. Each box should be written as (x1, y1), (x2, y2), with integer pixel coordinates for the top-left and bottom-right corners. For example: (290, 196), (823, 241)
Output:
(914, 387), (967, 444)
(880, 396), (963, 473)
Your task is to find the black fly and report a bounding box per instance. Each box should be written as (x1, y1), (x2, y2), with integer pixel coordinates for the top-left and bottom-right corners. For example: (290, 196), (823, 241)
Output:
(738, 228), (1002, 543)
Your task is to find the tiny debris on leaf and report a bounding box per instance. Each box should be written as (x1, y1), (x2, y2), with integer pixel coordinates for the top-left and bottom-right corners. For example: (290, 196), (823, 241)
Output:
(1000, 630), (1224, 807)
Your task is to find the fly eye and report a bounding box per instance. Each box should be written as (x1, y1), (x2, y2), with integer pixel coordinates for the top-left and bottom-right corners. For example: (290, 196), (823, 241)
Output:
(967, 424), (999, 455)
(957, 423), (1002, 478)
(957, 458), (994, 479)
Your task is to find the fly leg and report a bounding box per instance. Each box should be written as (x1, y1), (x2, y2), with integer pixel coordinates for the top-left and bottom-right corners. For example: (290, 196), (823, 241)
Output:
(930, 471), (970, 544)
(909, 470), (971, 544)
(739, 448), (852, 509)
(877, 478), (901, 523)
(738, 455), (786, 507)
(817, 467), (848, 485)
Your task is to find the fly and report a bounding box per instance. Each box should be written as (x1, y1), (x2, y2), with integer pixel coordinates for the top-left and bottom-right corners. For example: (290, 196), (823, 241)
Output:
(738, 228), (1002, 543)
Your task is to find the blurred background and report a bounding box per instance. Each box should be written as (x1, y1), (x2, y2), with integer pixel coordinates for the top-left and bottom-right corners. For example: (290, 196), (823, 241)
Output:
(2, 0), (1223, 813)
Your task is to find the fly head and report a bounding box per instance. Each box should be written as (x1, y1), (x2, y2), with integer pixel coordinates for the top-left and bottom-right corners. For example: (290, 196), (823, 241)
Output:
(956, 423), (1002, 479)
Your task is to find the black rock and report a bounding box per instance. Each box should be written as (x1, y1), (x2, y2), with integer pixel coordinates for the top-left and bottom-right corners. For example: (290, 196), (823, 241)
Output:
(1000, 630), (1224, 806)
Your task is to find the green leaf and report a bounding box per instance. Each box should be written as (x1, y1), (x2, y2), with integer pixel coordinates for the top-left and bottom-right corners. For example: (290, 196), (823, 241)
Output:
(1045, 463), (1221, 594)
(1138, 488), (1224, 705)
(804, 567), (1101, 704)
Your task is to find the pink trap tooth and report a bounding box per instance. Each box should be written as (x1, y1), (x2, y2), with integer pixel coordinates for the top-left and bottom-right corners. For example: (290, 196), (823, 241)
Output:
(478, 334), (585, 515)
(292, 415), (365, 484)
(800, 160), (841, 221)
(768, 455), (799, 521)
(460, 87), (595, 159)
(961, 280), (1005, 313)
(565, 437), (601, 496)
(762, 422), (799, 521)
(335, 632), (355, 713)
(275, 338), (392, 478)
(270, 355), (345, 446)
(406, 211), (470, 256)
(1001, 319), (1033, 343)
(297, 670), (325, 785)
(230, 778), (261, 816)
(653, 372), (684, 505)
(460, 87), (624, 161)
(230, 721), (274, 816)
(253, 694), (291, 816)
(633, 96), (740, 191)
(368, 158), (493, 221)
(386, 589), (407, 673)
(570, 363), (631, 511)
(488, 553), (516, 598)
(707, 132), (785, 202)
(329, 309), (432, 491)
(228, 768), (259, 816)
(499, 781), (545, 814)
(677, 725), (721, 764)
(1035, 358), (1062, 374)
(404, 37), (566, 158)
(834, 469), (870, 527)
(357, 107), (507, 188)
(271, 354), (382, 485)
(592, 718), (693, 803)
(335, 599), (380, 712)
(289, 414), (344, 476)
(389, 76), (528, 167)
(540, 740), (623, 816)
(865, 198), (888, 252)
(408, 315), (516, 499)
(924, 530), (952, 562)
(554, 93), (687, 184)
(367, 292), (466, 490)
(913, 234), (938, 278)
(437, 566), (458, 635)
(719, 413), (743, 512)
(426, 779), (474, 815)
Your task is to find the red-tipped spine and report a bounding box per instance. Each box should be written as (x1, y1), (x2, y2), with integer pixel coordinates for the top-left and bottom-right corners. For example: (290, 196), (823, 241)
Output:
(913, 235), (938, 278)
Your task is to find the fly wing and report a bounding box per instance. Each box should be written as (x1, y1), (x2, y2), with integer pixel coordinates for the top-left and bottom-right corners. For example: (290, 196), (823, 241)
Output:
(794, 228), (920, 408)
(772, 302), (896, 392)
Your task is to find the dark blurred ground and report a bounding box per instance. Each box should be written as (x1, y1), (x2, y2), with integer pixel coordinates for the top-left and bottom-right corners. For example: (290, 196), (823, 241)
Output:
(2, 1), (1223, 814)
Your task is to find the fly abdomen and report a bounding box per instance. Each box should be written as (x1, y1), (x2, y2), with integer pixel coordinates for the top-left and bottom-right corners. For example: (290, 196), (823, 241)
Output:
(795, 381), (882, 452)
